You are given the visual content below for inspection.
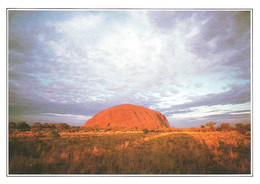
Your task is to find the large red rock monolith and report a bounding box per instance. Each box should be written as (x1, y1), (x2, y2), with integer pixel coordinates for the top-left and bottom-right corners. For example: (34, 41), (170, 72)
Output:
(84, 104), (170, 129)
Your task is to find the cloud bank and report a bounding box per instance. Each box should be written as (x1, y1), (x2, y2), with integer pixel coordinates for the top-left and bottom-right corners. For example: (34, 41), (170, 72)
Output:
(9, 10), (251, 127)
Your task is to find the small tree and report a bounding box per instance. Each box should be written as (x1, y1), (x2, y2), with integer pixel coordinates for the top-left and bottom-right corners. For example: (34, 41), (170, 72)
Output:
(143, 128), (149, 134)
(205, 121), (216, 131)
(55, 123), (70, 131)
(47, 129), (60, 138)
(235, 123), (248, 134)
(16, 122), (30, 131)
(244, 124), (251, 131)
(218, 123), (232, 131)
(9, 122), (16, 133)
(200, 125), (205, 128)
(31, 122), (43, 132)
(43, 123), (56, 129)
(9, 122), (16, 129)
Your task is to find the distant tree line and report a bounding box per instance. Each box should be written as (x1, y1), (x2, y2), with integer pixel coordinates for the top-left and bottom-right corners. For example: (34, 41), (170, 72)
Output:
(200, 121), (251, 135)
(9, 121), (251, 135)
(9, 122), (79, 133)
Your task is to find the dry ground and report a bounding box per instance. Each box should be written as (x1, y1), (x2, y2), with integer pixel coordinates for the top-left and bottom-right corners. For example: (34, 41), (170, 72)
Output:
(9, 129), (251, 174)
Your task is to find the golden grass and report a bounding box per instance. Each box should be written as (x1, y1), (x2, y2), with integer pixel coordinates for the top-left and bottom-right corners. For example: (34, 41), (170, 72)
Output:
(9, 129), (251, 174)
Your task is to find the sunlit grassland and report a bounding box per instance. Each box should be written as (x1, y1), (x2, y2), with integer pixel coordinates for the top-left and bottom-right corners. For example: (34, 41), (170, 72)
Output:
(9, 128), (251, 174)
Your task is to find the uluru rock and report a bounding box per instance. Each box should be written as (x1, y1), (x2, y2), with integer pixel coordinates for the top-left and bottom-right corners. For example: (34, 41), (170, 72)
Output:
(84, 104), (170, 129)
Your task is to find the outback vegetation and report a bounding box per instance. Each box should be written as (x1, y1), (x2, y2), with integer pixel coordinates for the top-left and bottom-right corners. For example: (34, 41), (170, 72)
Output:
(9, 122), (251, 174)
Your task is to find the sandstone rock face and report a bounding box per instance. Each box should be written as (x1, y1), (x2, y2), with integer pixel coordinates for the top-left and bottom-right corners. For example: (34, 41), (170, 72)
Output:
(84, 104), (170, 129)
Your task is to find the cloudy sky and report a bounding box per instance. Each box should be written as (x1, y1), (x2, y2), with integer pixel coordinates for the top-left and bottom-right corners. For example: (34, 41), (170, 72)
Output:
(8, 10), (251, 127)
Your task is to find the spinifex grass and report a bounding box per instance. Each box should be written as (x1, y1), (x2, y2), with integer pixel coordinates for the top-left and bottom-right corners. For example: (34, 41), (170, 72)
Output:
(9, 130), (250, 174)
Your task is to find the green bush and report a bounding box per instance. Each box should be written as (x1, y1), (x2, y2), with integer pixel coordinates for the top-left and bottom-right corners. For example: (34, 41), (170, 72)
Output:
(16, 122), (30, 131)
(47, 129), (60, 138)
(143, 128), (149, 134)
(235, 123), (250, 135)
(218, 123), (232, 131)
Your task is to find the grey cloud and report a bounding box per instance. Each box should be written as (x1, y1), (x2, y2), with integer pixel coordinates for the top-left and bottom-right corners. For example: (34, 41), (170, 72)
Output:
(229, 110), (250, 114)
(201, 111), (250, 122)
(9, 11), (57, 52)
(148, 11), (251, 80)
(188, 11), (250, 54)
(164, 109), (193, 116)
(9, 99), (103, 117)
(171, 111), (250, 128)
(160, 82), (250, 115)
(148, 11), (195, 31)
(187, 12), (250, 79)
(8, 11), (251, 126)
